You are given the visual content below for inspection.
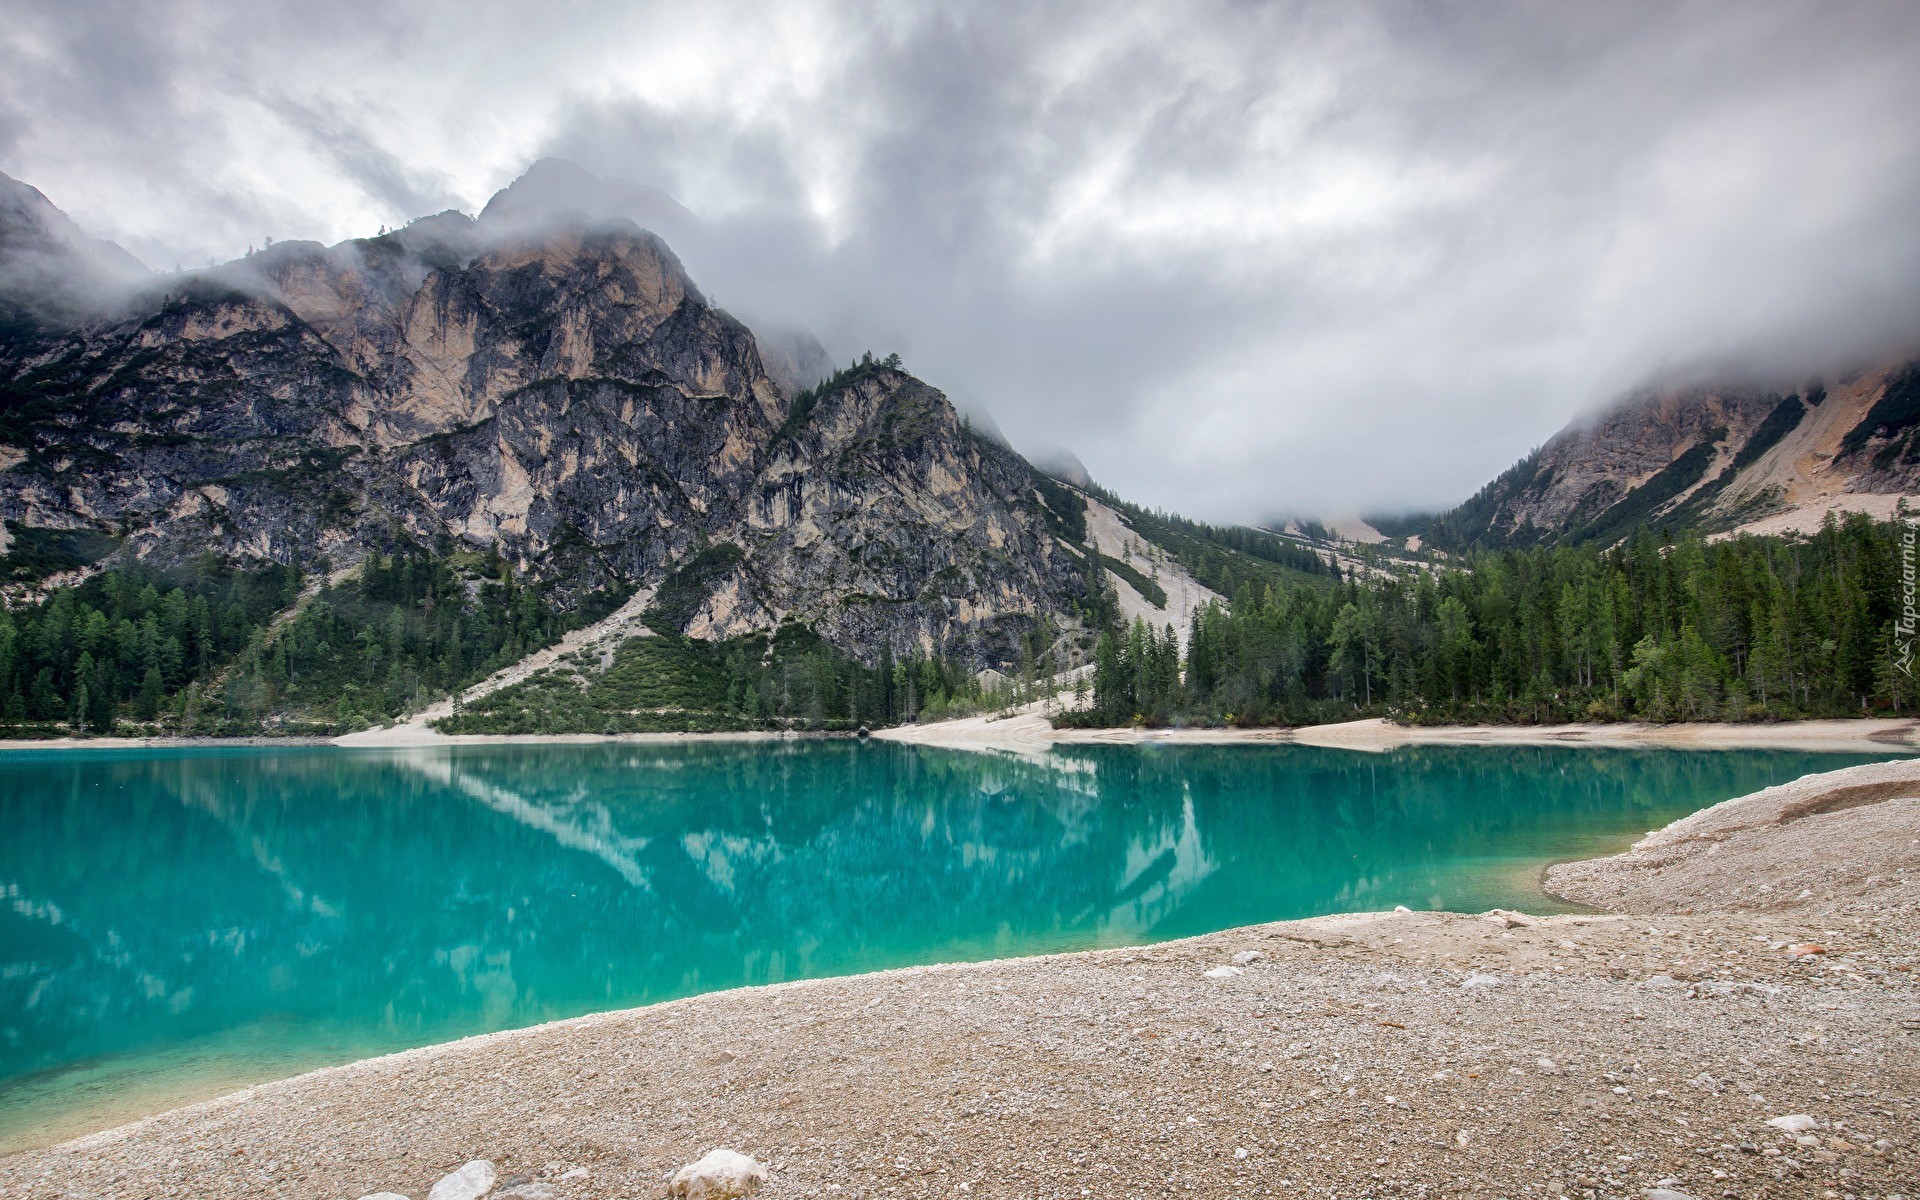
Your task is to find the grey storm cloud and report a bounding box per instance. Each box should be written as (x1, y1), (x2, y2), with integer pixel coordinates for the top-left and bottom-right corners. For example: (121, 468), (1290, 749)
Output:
(3, 0), (1918, 522)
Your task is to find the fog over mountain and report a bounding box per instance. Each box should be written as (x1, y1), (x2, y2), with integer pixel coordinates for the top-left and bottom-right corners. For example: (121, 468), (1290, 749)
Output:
(3, 0), (1917, 522)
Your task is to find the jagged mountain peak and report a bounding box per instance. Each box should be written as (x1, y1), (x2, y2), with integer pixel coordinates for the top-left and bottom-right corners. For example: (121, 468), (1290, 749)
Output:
(0, 181), (1083, 667)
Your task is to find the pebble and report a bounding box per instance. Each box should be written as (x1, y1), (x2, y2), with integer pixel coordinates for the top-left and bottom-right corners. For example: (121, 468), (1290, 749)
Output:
(669, 1147), (767, 1199)
(1765, 1114), (1820, 1133)
(1203, 966), (1242, 979)
(427, 1160), (497, 1200)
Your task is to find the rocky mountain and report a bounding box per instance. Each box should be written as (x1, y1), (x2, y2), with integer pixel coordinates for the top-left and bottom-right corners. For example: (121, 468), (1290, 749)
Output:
(1415, 355), (1920, 549)
(477, 157), (834, 398)
(0, 168), (1086, 668)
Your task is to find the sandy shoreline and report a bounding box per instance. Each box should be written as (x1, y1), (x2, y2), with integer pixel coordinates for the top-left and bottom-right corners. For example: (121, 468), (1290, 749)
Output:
(877, 712), (1920, 756)
(2, 759), (1916, 1197)
(4, 714), (1915, 755)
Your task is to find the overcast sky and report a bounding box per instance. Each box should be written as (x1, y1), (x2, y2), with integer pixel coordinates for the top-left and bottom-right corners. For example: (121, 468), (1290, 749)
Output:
(4, 1), (1918, 522)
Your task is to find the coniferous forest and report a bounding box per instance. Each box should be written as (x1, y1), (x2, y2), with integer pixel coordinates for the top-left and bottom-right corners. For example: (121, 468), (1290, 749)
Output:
(1068, 512), (1914, 727)
(2, 502), (1913, 737)
(0, 545), (616, 736)
(0, 541), (1057, 737)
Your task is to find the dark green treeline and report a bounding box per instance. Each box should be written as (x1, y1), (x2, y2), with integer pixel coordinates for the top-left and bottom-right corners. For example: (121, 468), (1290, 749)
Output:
(1077, 514), (1917, 726)
(0, 545), (604, 735)
(8, 512), (1914, 736)
(0, 554), (301, 733)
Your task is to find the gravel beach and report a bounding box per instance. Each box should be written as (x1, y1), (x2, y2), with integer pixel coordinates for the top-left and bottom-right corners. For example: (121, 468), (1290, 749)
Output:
(2, 761), (1916, 1200)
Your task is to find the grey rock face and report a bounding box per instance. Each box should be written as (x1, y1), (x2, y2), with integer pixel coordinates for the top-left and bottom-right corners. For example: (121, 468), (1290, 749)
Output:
(1470, 383), (1781, 538)
(0, 187), (1085, 664)
(719, 367), (1082, 666)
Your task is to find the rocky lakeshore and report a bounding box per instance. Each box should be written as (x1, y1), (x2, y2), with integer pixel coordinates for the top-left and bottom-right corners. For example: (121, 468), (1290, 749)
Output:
(1, 763), (1916, 1200)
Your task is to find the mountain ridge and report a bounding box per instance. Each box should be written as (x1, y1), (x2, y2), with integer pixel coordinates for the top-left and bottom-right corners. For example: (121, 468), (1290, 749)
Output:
(0, 171), (1093, 672)
(1391, 355), (1920, 552)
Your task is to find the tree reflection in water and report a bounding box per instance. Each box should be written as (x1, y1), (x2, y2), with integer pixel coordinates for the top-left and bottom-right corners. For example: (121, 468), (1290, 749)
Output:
(0, 739), (1893, 1129)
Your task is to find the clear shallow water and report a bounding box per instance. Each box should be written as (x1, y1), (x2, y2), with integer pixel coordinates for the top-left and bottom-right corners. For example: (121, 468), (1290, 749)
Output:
(0, 739), (1899, 1151)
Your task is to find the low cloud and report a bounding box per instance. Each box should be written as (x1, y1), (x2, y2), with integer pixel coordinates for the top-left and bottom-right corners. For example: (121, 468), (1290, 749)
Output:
(4, 1), (1917, 519)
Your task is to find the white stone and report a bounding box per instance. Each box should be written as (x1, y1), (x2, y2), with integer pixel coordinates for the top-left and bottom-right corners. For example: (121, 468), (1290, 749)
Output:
(669, 1148), (768, 1199)
(1258, 1061), (1274, 1072)
(1203, 966), (1243, 979)
(557, 1167), (589, 1181)
(1393, 905), (1412, 913)
(1537, 1058), (1560, 1073)
(428, 1161), (498, 1200)
(358, 1194), (411, 1200)
(1766, 1114), (1820, 1133)
(1459, 972), (1499, 989)
(1231, 951), (1264, 965)
(1642, 1190), (1696, 1200)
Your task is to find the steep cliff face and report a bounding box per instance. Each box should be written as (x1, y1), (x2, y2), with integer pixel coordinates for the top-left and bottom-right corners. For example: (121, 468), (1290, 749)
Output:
(714, 366), (1082, 664)
(1428, 355), (1920, 547)
(0, 178), (1084, 665)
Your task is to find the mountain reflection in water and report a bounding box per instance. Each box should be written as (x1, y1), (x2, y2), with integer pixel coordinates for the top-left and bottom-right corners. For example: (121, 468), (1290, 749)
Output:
(0, 739), (1896, 1143)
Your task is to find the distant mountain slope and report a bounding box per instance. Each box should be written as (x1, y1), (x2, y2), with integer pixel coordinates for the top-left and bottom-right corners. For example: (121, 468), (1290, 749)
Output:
(1419, 356), (1920, 550)
(0, 172), (150, 339)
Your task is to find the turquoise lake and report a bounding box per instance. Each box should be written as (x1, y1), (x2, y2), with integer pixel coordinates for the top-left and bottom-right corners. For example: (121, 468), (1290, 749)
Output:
(0, 739), (1900, 1151)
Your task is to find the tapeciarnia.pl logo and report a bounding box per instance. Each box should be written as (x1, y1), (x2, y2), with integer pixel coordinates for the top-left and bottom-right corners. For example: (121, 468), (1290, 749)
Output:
(1901, 522), (1916, 677)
